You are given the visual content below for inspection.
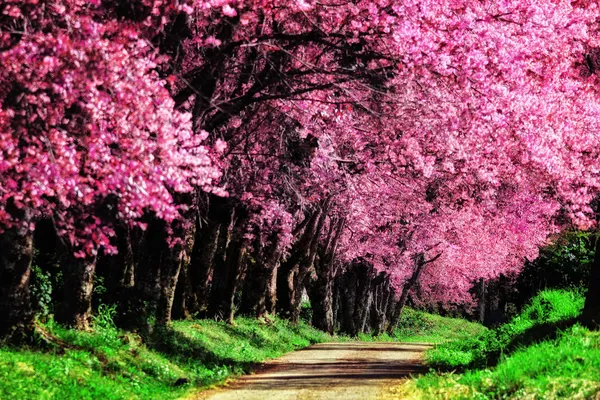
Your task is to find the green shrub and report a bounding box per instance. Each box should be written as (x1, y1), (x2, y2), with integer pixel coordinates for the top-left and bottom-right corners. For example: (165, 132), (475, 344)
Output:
(30, 265), (53, 318)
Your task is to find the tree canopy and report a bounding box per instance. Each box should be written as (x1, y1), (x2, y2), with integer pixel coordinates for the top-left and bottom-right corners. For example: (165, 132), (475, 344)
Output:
(2, 0), (600, 336)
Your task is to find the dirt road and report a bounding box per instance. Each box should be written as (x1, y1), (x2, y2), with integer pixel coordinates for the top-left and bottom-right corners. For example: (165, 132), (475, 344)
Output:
(194, 342), (432, 400)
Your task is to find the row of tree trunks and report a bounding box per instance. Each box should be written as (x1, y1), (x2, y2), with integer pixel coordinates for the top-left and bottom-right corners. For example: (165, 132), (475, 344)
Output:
(334, 259), (377, 336)
(1, 200), (450, 339)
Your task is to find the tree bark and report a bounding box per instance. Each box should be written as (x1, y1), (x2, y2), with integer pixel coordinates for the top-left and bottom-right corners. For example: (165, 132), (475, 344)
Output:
(334, 259), (376, 336)
(309, 270), (335, 332)
(188, 221), (220, 315)
(478, 278), (486, 324)
(353, 262), (374, 335)
(371, 273), (391, 335)
(241, 235), (281, 318)
(99, 225), (138, 326)
(58, 255), (98, 330)
(156, 239), (185, 326)
(289, 206), (328, 324)
(277, 208), (322, 319)
(0, 227), (34, 342)
(309, 218), (344, 333)
(172, 261), (191, 320)
(337, 265), (358, 335)
(582, 234), (600, 328)
(266, 260), (279, 316)
(206, 210), (234, 318)
(384, 287), (397, 333)
(130, 217), (180, 331)
(387, 254), (425, 334)
(208, 208), (249, 324)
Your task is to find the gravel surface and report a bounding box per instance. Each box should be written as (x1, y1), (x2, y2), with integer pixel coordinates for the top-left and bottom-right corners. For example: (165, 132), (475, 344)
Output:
(194, 342), (432, 400)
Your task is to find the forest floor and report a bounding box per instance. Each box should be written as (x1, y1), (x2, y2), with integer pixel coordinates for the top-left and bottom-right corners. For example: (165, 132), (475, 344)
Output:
(193, 342), (432, 400)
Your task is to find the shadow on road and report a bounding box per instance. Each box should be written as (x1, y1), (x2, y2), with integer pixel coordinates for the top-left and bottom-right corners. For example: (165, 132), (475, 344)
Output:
(196, 342), (432, 399)
(233, 363), (427, 390)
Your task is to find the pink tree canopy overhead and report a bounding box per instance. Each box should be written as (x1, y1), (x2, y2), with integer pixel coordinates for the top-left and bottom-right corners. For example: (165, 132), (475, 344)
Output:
(3, 0), (600, 304)
(0, 1), (222, 255)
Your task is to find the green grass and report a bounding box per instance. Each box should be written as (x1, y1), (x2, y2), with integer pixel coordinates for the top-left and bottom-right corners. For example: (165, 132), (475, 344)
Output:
(400, 290), (600, 399)
(0, 304), (488, 399)
(427, 290), (585, 370)
(0, 314), (332, 400)
(357, 308), (488, 344)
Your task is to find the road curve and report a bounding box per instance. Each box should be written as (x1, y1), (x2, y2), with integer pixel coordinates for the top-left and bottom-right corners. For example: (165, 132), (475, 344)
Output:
(194, 342), (432, 400)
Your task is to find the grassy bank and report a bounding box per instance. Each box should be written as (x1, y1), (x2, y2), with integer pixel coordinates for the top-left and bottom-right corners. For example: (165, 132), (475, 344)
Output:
(0, 304), (487, 399)
(0, 313), (331, 400)
(400, 290), (600, 399)
(357, 308), (487, 344)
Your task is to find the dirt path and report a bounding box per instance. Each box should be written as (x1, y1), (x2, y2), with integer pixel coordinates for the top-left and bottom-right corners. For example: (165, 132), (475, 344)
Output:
(194, 342), (432, 400)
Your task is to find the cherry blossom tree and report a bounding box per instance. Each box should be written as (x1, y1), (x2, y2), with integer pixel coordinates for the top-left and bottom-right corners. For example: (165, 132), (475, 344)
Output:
(4, 0), (600, 339)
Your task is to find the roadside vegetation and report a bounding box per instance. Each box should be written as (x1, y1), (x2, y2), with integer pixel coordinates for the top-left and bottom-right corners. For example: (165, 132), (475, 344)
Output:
(399, 290), (600, 399)
(0, 302), (487, 400)
(358, 308), (487, 344)
(0, 313), (332, 400)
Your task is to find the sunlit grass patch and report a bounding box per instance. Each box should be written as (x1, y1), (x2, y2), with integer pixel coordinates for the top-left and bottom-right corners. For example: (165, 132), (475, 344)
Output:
(404, 290), (600, 400)
(0, 315), (333, 400)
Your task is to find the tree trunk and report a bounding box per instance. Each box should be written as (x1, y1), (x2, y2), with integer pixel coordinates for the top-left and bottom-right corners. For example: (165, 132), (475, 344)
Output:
(582, 235), (600, 328)
(338, 266), (358, 335)
(172, 261), (191, 320)
(156, 241), (185, 326)
(387, 254), (426, 334)
(309, 268), (335, 333)
(371, 273), (390, 335)
(241, 236), (281, 318)
(208, 208), (249, 324)
(277, 208), (322, 319)
(59, 255), (97, 330)
(289, 204), (330, 324)
(130, 218), (170, 332)
(0, 227), (34, 342)
(207, 213), (233, 318)
(99, 225), (137, 326)
(353, 262), (374, 335)
(309, 218), (344, 334)
(384, 287), (397, 333)
(188, 215), (222, 315)
(265, 260), (279, 316)
(478, 278), (486, 324)
(223, 238), (249, 324)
